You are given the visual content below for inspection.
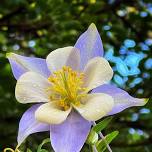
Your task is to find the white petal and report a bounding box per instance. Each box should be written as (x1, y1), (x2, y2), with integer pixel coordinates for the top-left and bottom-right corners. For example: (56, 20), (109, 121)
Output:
(92, 84), (148, 115)
(15, 72), (51, 103)
(35, 103), (71, 124)
(46, 46), (80, 72)
(83, 57), (113, 91)
(74, 93), (114, 121)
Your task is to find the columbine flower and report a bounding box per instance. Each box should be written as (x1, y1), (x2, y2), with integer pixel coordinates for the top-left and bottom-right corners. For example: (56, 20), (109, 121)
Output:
(7, 23), (146, 152)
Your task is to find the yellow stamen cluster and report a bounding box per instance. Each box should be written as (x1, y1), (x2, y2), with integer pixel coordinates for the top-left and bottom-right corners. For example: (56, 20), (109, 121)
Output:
(48, 66), (87, 110)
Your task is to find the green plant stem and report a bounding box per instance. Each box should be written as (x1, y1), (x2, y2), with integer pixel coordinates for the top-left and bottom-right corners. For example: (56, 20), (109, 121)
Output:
(93, 121), (112, 152)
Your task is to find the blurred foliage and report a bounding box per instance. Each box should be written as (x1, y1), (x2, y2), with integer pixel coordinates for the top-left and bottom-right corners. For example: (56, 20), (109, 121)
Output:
(0, 0), (152, 151)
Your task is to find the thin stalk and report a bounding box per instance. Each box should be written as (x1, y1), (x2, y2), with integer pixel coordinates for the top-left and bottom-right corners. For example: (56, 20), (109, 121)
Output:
(93, 121), (112, 152)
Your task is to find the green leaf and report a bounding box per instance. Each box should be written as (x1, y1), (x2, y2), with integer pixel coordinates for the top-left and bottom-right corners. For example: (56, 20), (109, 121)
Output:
(86, 130), (98, 145)
(37, 138), (50, 152)
(37, 150), (48, 152)
(27, 148), (32, 152)
(93, 117), (112, 133)
(96, 131), (119, 152)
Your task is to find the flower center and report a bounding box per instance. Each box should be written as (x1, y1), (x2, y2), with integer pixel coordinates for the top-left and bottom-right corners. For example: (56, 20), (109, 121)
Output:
(48, 66), (87, 110)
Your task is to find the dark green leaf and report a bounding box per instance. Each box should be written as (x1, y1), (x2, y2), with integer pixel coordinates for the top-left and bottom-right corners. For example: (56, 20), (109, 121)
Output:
(96, 131), (119, 152)
(93, 117), (112, 133)
(86, 130), (98, 145)
(37, 138), (50, 152)
(27, 148), (32, 152)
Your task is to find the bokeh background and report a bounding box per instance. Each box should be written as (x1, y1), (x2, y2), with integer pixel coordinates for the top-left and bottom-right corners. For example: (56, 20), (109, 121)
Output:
(0, 0), (152, 151)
